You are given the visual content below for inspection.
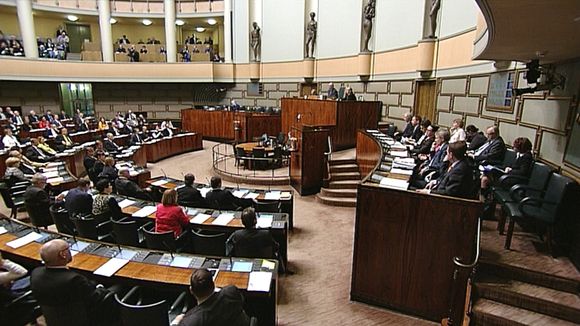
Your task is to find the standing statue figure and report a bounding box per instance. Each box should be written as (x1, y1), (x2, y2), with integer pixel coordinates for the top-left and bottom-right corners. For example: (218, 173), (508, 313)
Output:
(250, 22), (261, 61)
(361, 0), (376, 52)
(305, 12), (317, 58)
(428, 0), (441, 38)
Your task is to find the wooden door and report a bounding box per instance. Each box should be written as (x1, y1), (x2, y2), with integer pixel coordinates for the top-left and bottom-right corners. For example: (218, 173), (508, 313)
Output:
(414, 80), (437, 122)
(300, 83), (317, 97)
(66, 23), (92, 53)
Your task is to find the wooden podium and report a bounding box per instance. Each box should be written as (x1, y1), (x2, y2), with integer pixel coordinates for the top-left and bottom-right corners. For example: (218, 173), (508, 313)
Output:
(289, 125), (330, 195)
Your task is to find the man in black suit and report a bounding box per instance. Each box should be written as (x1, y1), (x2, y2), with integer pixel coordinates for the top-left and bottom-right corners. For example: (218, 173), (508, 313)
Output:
(140, 126), (152, 142)
(10, 111), (24, 126)
(418, 141), (475, 199)
(54, 128), (75, 152)
(225, 207), (278, 257)
(83, 147), (97, 176)
(27, 110), (39, 123)
(408, 115), (423, 142)
(473, 125), (506, 165)
(177, 173), (204, 206)
(104, 133), (122, 153)
(466, 125), (487, 151)
(30, 239), (119, 325)
(326, 82), (338, 99)
(24, 174), (58, 226)
(205, 176), (241, 210)
(115, 168), (151, 200)
(26, 138), (54, 162)
(45, 123), (60, 139)
(64, 179), (93, 217)
(171, 269), (250, 326)
(129, 128), (142, 146)
(58, 110), (69, 120)
(410, 121), (436, 156)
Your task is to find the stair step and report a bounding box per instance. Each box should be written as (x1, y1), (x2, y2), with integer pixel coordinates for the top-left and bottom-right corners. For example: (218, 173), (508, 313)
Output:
(328, 180), (360, 189)
(329, 159), (357, 166)
(472, 298), (577, 326)
(316, 194), (356, 207)
(475, 279), (580, 324)
(320, 188), (357, 198)
(330, 172), (361, 181)
(478, 261), (580, 294)
(330, 164), (359, 173)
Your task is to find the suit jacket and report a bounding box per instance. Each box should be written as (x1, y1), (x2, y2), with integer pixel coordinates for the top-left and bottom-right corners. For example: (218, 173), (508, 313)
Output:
(226, 229), (277, 257)
(327, 88), (338, 99)
(25, 146), (51, 162)
(509, 152), (533, 177)
(410, 125), (423, 142)
(30, 267), (111, 322)
(98, 166), (118, 183)
(115, 177), (149, 200)
(129, 133), (142, 146)
(411, 137), (434, 155)
(28, 114), (39, 123)
(400, 122), (413, 138)
(475, 137), (506, 165)
(78, 122), (89, 131)
(55, 134), (74, 147)
(24, 186), (52, 225)
(432, 159), (475, 199)
(467, 132), (486, 151)
(10, 115), (24, 125)
(103, 139), (120, 153)
(83, 155), (97, 173)
(45, 128), (60, 139)
(205, 189), (240, 210)
(177, 185), (204, 205)
(65, 187), (93, 217)
(178, 286), (250, 326)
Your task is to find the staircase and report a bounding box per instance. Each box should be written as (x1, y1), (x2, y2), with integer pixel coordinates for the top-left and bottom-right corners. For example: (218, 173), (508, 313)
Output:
(316, 159), (360, 207)
(471, 261), (580, 326)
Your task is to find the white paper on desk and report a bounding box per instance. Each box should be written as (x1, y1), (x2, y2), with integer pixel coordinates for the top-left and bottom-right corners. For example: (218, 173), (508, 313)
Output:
(232, 189), (249, 198)
(185, 208), (198, 216)
(394, 157), (415, 165)
(42, 167), (58, 173)
(191, 213), (211, 224)
(264, 191), (281, 200)
(47, 177), (64, 184)
(93, 258), (129, 277)
(390, 168), (413, 176)
(244, 192), (259, 200)
(118, 199), (136, 209)
(170, 256), (193, 268)
(116, 249), (137, 260)
(132, 206), (157, 218)
(43, 171), (59, 178)
(46, 162), (61, 168)
(151, 179), (169, 186)
(247, 271), (272, 292)
(256, 215), (273, 228)
(212, 213), (235, 226)
(199, 187), (211, 198)
(0, 226), (7, 235)
(6, 232), (43, 249)
(280, 191), (291, 199)
(391, 142), (407, 150)
(379, 177), (409, 190)
(388, 151), (408, 158)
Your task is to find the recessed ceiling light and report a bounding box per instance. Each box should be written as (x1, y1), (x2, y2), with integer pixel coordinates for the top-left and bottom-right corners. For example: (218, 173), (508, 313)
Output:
(175, 19), (185, 26)
(142, 19), (152, 26)
(67, 15), (78, 22)
(109, 18), (117, 24)
(207, 18), (217, 25)
(196, 27), (205, 32)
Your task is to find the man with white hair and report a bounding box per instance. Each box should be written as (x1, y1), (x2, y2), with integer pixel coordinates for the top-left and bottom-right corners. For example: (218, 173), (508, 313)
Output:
(115, 168), (151, 200)
(326, 82), (338, 99)
(103, 132), (121, 153)
(30, 239), (119, 324)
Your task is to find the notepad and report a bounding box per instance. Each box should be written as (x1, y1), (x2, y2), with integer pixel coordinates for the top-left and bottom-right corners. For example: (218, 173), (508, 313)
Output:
(247, 271), (272, 292)
(70, 241), (90, 252)
(199, 187), (212, 198)
(264, 191), (281, 200)
(6, 232), (43, 249)
(256, 214), (273, 228)
(118, 199), (136, 208)
(261, 260), (276, 270)
(245, 192), (259, 200)
(0, 226), (7, 235)
(191, 213), (211, 224)
(232, 189), (249, 198)
(388, 150), (408, 158)
(379, 177), (409, 190)
(232, 261), (253, 272)
(170, 256), (193, 268)
(390, 168), (413, 176)
(151, 179), (169, 186)
(93, 258), (129, 277)
(186, 208), (198, 216)
(132, 206), (157, 218)
(212, 213), (235, 226)
(116, 249), (137, 260)
(280, 191), (291, 199)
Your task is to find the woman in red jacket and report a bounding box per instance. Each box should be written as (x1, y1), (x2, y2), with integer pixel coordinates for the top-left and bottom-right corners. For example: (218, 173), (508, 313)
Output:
(155, 189), (190, 238)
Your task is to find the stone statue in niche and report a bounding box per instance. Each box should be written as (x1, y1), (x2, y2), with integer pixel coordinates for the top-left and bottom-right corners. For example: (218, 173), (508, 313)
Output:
(250, 22), (261, 61)
(427, 0), (441, 38)
(361, 0), (376, 52)
(305, 12), (317, 58)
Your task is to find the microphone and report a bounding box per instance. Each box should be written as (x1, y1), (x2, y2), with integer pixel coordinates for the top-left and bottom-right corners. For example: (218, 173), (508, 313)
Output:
(160, 168), (167, 179)
(229, 255), (233, 271)
(162, 241), (174, 260)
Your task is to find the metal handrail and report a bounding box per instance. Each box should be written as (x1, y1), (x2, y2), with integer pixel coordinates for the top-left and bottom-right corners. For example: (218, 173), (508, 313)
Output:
(453, 217), (482, 268)
(324, 135), (332, 157)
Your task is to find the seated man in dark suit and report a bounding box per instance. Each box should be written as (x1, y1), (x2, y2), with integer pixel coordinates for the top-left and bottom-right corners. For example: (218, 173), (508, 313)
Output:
(26, 138), (54, 162)
(83, 147), (97, 177)
(394, 113), (413, 140)
(114, 168), (151, 200)
(418, 141), (475, 199)
(472, 125), (506, 165)
(465, 125), (486, 151)
(24, 174), (60, 226)
(226, 207), (278, 257)
(103, 133), (122, 154)
(30, 239), (119, 325)
(177, 173), (204, 206)
(172, 268), (250, 326)
(54, 127), (75, 152)
(205, 176), (241, 211)
(64, 178), (93, 217)
(409, 121), (436, 156)
(45, 123), (60, 139)
(408, 115), (423, 142)
(128, 128), (142, 146)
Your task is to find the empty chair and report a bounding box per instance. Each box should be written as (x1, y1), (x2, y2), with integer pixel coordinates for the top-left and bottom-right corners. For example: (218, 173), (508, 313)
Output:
(235, 147), (247, 169)
(115, 294), (169, 326)
(191, 229), (227, 256)
(0, 179), (27, 219)
(271, 146), (283, 168)
(72, 214), (113, 241)
(254, 201), (281, 213)
(49, 204), (75, 235)
(112, 217), (146, 247)
(142, 227), (178, 252)
(252, 147), (266, 170)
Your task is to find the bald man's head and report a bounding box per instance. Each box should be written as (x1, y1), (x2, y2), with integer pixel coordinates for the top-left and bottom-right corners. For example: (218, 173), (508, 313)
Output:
(40, 239), (72, 267)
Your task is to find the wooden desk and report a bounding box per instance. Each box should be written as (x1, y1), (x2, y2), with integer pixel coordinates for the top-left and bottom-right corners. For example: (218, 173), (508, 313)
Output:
(181, 109), (280, 142)
(281, 98), (380, 150)
(143, 133), (202, 163)
(351, 130), (482, 322)
(289, 125), (330, 195)
(0, 220), (278, 326)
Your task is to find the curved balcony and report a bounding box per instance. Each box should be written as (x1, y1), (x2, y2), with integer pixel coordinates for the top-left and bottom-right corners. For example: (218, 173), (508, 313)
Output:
(31, 0), (223, 16)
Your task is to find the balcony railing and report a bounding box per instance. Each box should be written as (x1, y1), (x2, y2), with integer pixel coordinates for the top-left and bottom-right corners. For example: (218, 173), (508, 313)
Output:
(32, 0), (224, 14)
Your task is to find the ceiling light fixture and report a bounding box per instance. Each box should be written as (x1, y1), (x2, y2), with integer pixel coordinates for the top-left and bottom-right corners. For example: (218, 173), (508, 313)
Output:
(67, 15), (78, 22)
(109, 18), (117, 24)
(196, 27), (205, 33)
(207, 18), (217, 25)
(175, 19), (185, 26)
(142, 19), (152, 26)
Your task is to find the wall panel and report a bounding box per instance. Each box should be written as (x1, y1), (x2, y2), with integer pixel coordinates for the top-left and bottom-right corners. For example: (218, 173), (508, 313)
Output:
(317, 0), (361, 59)
(262, 0), (304, 62)
(374, 0), (423, 52)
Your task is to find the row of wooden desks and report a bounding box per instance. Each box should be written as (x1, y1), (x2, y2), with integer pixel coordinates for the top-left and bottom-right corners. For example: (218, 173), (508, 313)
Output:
(0, 219), (278, 326)
(146, 176), (295, 229)
(142, 133), (203, 162)
(116, 194), (289, 268)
